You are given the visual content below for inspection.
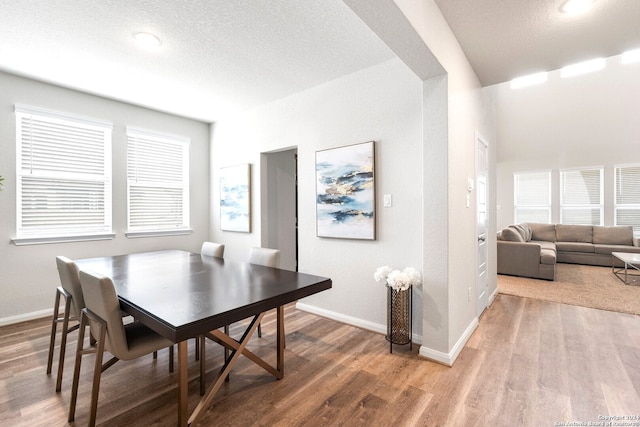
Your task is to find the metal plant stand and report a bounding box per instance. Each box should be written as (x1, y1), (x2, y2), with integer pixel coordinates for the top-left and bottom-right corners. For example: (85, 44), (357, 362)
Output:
(386, 285), (412, 353)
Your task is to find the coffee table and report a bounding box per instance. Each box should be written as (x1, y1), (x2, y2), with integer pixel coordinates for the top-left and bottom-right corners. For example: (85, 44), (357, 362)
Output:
(612, 252), (640, 285)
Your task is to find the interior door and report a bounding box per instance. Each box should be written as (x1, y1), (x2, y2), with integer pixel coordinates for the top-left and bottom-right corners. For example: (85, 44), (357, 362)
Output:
(476, 133), (489, 316)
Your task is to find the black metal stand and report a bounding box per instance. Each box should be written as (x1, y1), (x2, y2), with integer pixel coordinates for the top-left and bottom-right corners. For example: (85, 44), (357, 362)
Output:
(386, 285), (412, 353)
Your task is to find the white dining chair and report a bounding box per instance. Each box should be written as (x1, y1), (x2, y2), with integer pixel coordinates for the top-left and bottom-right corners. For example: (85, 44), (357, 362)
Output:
(198, 241), (226, 390)
(248, 247), (280, 338)
(201, 241), (225, 258)
(69, 270), (176, 426)
(248, 247), (280, 268)
(47, 256), (84, 392)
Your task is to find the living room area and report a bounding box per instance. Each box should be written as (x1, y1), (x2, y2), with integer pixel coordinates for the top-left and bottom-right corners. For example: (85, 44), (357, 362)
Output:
(493, 44), (640, 313)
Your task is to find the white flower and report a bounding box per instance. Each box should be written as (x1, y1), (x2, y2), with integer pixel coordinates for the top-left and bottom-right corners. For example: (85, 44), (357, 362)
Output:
(403, 267), (422, 287)
(387, 269), (411, 291)
(374, 265), (393, 284)
(375, 265), (422, 290)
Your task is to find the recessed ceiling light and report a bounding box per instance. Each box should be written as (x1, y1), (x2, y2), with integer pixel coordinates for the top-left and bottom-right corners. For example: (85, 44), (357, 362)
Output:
(622, 48), (640, 64)
(134, 32), (161, 48)
(560, 0), (596, 15)
(560, 58), (606, 77)
(510, 72), (549, 89)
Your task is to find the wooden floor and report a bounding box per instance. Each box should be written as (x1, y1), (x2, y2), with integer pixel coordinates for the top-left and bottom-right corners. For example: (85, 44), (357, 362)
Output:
(1, 295), (640, 426)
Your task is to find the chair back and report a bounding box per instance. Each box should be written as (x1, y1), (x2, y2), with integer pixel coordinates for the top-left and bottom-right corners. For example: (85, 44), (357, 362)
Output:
(201, 241), (225, 258)
(78, 270), (129, 358)
(248, 247), (280, 268)
(56, 256), (85, 319)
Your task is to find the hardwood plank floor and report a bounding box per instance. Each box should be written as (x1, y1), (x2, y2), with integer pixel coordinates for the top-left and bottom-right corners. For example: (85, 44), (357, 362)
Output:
(1, 295), (639, 426)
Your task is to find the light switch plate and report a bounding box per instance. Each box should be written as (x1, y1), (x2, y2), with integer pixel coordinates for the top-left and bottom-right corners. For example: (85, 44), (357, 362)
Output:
(383, 194), (392, 207)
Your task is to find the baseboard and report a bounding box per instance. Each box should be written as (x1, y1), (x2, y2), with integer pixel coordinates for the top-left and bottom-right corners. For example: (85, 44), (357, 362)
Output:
(489, 287), (499, 305)
(418, 317), (479, 367)
(295, 302), (423, 345)
(0, 308), (52, 327)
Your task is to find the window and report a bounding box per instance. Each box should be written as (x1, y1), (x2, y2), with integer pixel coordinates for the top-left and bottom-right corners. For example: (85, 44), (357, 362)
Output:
(514, 171), (551, 223)
(126, 128), (190, 236)
(615, 164), (640, 235)
(560, 167), (603, 225)
(14, 105), (112, 244)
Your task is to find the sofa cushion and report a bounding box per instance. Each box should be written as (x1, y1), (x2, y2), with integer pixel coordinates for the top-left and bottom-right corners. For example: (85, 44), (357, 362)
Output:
(512, 224), (532, 241)
(555, 242), (595, 253)
(594, 244), (640, 255)
(500, 226), (524, 242)
(555, 224), (592, 243)
(592, 225), (633, 245)
(533, 240), (557, 253)
(527, 223), (556, 242)
(540, 248), (557, 265)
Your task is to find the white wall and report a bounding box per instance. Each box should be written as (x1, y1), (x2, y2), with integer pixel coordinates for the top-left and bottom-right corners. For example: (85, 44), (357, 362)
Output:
(211, 58), (425, 337)
(493, 55), (640, 229)
(0, 71), (210, 325)
(394, 0), (497, 363)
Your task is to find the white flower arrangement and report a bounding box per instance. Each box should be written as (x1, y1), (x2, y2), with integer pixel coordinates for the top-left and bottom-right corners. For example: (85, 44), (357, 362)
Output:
(374, 266), (422, 291)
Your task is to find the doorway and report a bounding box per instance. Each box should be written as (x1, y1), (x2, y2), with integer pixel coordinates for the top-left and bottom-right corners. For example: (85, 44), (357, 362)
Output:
(260, 148), (298, 271)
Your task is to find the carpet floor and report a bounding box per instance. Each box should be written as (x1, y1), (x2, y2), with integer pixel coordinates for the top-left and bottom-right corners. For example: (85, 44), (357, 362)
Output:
(497, 262), (640, 316)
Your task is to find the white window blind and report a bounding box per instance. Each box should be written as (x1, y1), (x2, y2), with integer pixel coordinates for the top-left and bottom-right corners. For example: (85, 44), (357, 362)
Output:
(14, 105), (112, 243)
(514, 171), (551, 223)
(127, 128), (190, 235)
(560, 167), (603, 225)
(615, 164), (640, 235)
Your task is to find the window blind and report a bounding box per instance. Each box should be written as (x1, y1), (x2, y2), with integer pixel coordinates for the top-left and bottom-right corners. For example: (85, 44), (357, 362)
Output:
(514, 171), (551, 223)
(615, 164), (640, 234)
(560, 168), (603, 225)
(15, 106), (112, 240)
(127, 128), (190, 233)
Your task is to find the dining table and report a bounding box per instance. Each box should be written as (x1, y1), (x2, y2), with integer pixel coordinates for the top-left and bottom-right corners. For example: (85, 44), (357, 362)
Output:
(75, 249), (332, 426)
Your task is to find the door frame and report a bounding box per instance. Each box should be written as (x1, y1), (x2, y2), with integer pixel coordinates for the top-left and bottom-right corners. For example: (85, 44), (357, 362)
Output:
(475, 132), (489, 316)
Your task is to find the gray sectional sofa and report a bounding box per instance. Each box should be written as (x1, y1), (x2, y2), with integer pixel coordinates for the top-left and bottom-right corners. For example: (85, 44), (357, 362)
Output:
(497, 223), (640, 280)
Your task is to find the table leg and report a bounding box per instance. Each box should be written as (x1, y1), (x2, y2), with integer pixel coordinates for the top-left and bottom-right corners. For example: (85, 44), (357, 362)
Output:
(277, 306), (284, 375)
(625, 263), (628, 283)
(178, 340), (188, 427)
(189, 313), (264, 426)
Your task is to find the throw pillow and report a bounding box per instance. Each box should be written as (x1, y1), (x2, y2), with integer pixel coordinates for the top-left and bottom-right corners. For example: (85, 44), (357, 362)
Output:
(500, 226), (525, 242)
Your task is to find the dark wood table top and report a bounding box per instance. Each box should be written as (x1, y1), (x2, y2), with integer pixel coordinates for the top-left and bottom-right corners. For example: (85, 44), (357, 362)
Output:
(75, 250), (332, 342)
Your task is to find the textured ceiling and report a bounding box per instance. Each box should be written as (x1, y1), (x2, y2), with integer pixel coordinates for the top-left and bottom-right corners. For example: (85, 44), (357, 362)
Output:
(2, 1), (639, 123)
(0, 0), (394, 122)
(434, 0), (640, 86)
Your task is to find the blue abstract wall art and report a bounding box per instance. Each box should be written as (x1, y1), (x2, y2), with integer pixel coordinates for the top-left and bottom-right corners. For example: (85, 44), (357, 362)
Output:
(220, 163), (251, 232)
(316, 141), (375, 239)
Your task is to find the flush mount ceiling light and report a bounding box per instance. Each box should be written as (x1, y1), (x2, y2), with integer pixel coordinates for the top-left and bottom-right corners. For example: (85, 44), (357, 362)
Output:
(622, 48), (640, 64)
(560, 0), (596, 15)
(510, 72), (549, 89)
(560, 58), (606, 77)
(134, 32), (161, 48)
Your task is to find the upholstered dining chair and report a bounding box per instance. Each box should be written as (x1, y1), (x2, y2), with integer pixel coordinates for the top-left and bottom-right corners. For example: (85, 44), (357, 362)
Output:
(201, 241), (225, 258)
(199, 241), (226, 388)
(248, 247), (280, 339)
(47, 256), (84, 392)
(48, 257), (172, 394)
(69, 270), (175, 426)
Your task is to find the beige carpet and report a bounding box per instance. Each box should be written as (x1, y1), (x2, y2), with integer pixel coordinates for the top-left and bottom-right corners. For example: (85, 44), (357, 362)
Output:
(498, 263), (640, 315)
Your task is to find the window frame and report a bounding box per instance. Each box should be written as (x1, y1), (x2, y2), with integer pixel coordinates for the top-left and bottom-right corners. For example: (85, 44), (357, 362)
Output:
(125, 127), (191, 238)
(12, 105), (114, 245)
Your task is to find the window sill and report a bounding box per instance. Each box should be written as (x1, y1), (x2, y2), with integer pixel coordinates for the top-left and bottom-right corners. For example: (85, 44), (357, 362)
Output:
(12, 233), (116, 246)
(125, 229), (193, 239)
